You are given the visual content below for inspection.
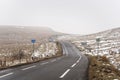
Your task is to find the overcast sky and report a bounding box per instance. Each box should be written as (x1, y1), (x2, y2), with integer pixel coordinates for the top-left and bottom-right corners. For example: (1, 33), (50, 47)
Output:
(0, 0), (120, 34)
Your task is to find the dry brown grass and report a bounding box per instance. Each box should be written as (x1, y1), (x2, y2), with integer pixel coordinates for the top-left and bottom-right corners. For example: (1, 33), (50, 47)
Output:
(0, 42), (63, 69)
(88, 55), (120, 80)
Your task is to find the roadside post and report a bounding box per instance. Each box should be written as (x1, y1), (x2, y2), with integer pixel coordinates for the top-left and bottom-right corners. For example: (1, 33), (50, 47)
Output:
(81, 42), (87, 53)
(81, 42), (87, 48)
(96, 37), (101, 58)
(48, 37), (53, 42)
(31, 39), (36, 53)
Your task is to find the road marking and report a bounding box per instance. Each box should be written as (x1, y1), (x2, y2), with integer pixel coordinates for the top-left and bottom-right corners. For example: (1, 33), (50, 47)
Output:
(0, 69), (12, 73)
(22, 65), (36, 70)
(79, 56), (81, 60)
(51, 59), (56, 62)
(41, 62), (49, 65)
(57, 58), (61, 60)
(0, 72), (13, 78)
(76, 60), (79, 63)
(71, 63), (77, 68)
(65, 48), (69, 56)
(76, 58), (80, 63)
(76, 56), (81, 63)
(62, 43), (69, 56)
(59, 69), (70, 78)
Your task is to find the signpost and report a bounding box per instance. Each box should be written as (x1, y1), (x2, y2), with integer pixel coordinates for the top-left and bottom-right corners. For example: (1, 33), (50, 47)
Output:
(81, 42), (87, 53)
(81, 42), (87, 47)
(48, 37), (53, 42)
(31, 39), (36, 53)
(96, 38), (100, 42)
(96, 37), (101, 58)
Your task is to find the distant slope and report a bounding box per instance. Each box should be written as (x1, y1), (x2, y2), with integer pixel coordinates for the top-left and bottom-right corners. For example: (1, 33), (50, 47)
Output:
(0, 26), (61, 45)
(79, 27), (120, 40)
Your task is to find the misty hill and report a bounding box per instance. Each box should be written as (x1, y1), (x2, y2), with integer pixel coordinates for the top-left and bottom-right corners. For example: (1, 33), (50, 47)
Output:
(0, 26), (60, 45)
(79, 27), (120, 40)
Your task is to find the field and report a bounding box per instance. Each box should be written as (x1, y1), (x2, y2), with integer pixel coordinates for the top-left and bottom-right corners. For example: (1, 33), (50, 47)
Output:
(0, 26), (62, 69)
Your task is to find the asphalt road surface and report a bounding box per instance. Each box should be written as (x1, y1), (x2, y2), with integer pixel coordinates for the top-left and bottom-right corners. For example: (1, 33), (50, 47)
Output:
(0, 41), (89, 80)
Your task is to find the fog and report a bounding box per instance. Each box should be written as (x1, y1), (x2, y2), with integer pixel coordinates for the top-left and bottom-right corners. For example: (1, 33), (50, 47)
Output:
(0, 0), (120, 34)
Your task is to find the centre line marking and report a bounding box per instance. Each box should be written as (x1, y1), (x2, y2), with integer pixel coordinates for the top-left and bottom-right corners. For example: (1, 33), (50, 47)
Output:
(76, 57), (81, 63)
(41, 62), (49, 65)
(57, 58), (61, 60)
(51, 59), (56, 62)
(76, 60), (79, 63)
(59, 69), (70, 78)
(0, 72), (13, 78)
(22, 65), (36, 70)
(79, 56), (82, 60)
(0, 69), (12, 73)
(71, 63), (77, 68)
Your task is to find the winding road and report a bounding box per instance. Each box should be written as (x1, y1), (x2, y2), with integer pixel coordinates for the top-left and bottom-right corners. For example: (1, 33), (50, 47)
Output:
(0, 41), (89, 80)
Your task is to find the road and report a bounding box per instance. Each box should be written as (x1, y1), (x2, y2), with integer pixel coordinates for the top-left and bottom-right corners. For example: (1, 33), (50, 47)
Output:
(0, 41), (89, 80)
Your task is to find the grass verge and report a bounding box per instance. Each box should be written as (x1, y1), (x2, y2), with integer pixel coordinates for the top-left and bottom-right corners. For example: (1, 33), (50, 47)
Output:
(86, 55), (120, 80)
(0, 41), (63, 70)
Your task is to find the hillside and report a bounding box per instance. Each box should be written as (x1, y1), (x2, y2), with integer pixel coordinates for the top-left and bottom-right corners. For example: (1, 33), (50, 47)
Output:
(68, 27), (120, 80)
(0, 26), (60, 45)
(69, 27), (120, 80)
(77, 27), (120, 40)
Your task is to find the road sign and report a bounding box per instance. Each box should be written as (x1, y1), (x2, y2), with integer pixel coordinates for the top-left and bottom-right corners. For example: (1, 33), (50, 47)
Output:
(31, 39), (36, 55)
(96, 38), (100, 42)
(81, 42), (87, 46)
(31, 39), (36, 43)
(48, 38), (53, 42)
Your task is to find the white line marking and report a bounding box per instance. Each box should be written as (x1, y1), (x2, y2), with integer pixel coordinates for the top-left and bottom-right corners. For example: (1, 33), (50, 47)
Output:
(76, 59), (80, 63)
(76, 56), (81, 63)
(51, 59), (56, 62)
(22, 65), (36, 70)
(59, 69), (70, 78)
(79, 57), (81, 60)
(62, 43), (69, 56)
(41, 62), (49, 65)
(76, 60), (79, 63)
(0, 69), (12, 73)
(71, 63), (77, 68)
(0, 72), (13, 78)
(57, 58), (61, 60)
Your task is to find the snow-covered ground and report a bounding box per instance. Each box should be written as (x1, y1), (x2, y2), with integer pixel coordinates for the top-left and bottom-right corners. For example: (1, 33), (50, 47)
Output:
(57, 28), (120, 71)
(72, 39), (120, 70)
(0, 42), (59, 67)
(31, 42), (58, 58)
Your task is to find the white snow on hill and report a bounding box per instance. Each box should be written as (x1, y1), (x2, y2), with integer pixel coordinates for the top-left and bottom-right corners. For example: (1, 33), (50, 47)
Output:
(72, 37), (120, 71)
(57, 27), (120, 70)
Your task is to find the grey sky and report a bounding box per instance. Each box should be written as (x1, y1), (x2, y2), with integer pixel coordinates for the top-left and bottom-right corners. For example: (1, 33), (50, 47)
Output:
(0, 0), (120, 34)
